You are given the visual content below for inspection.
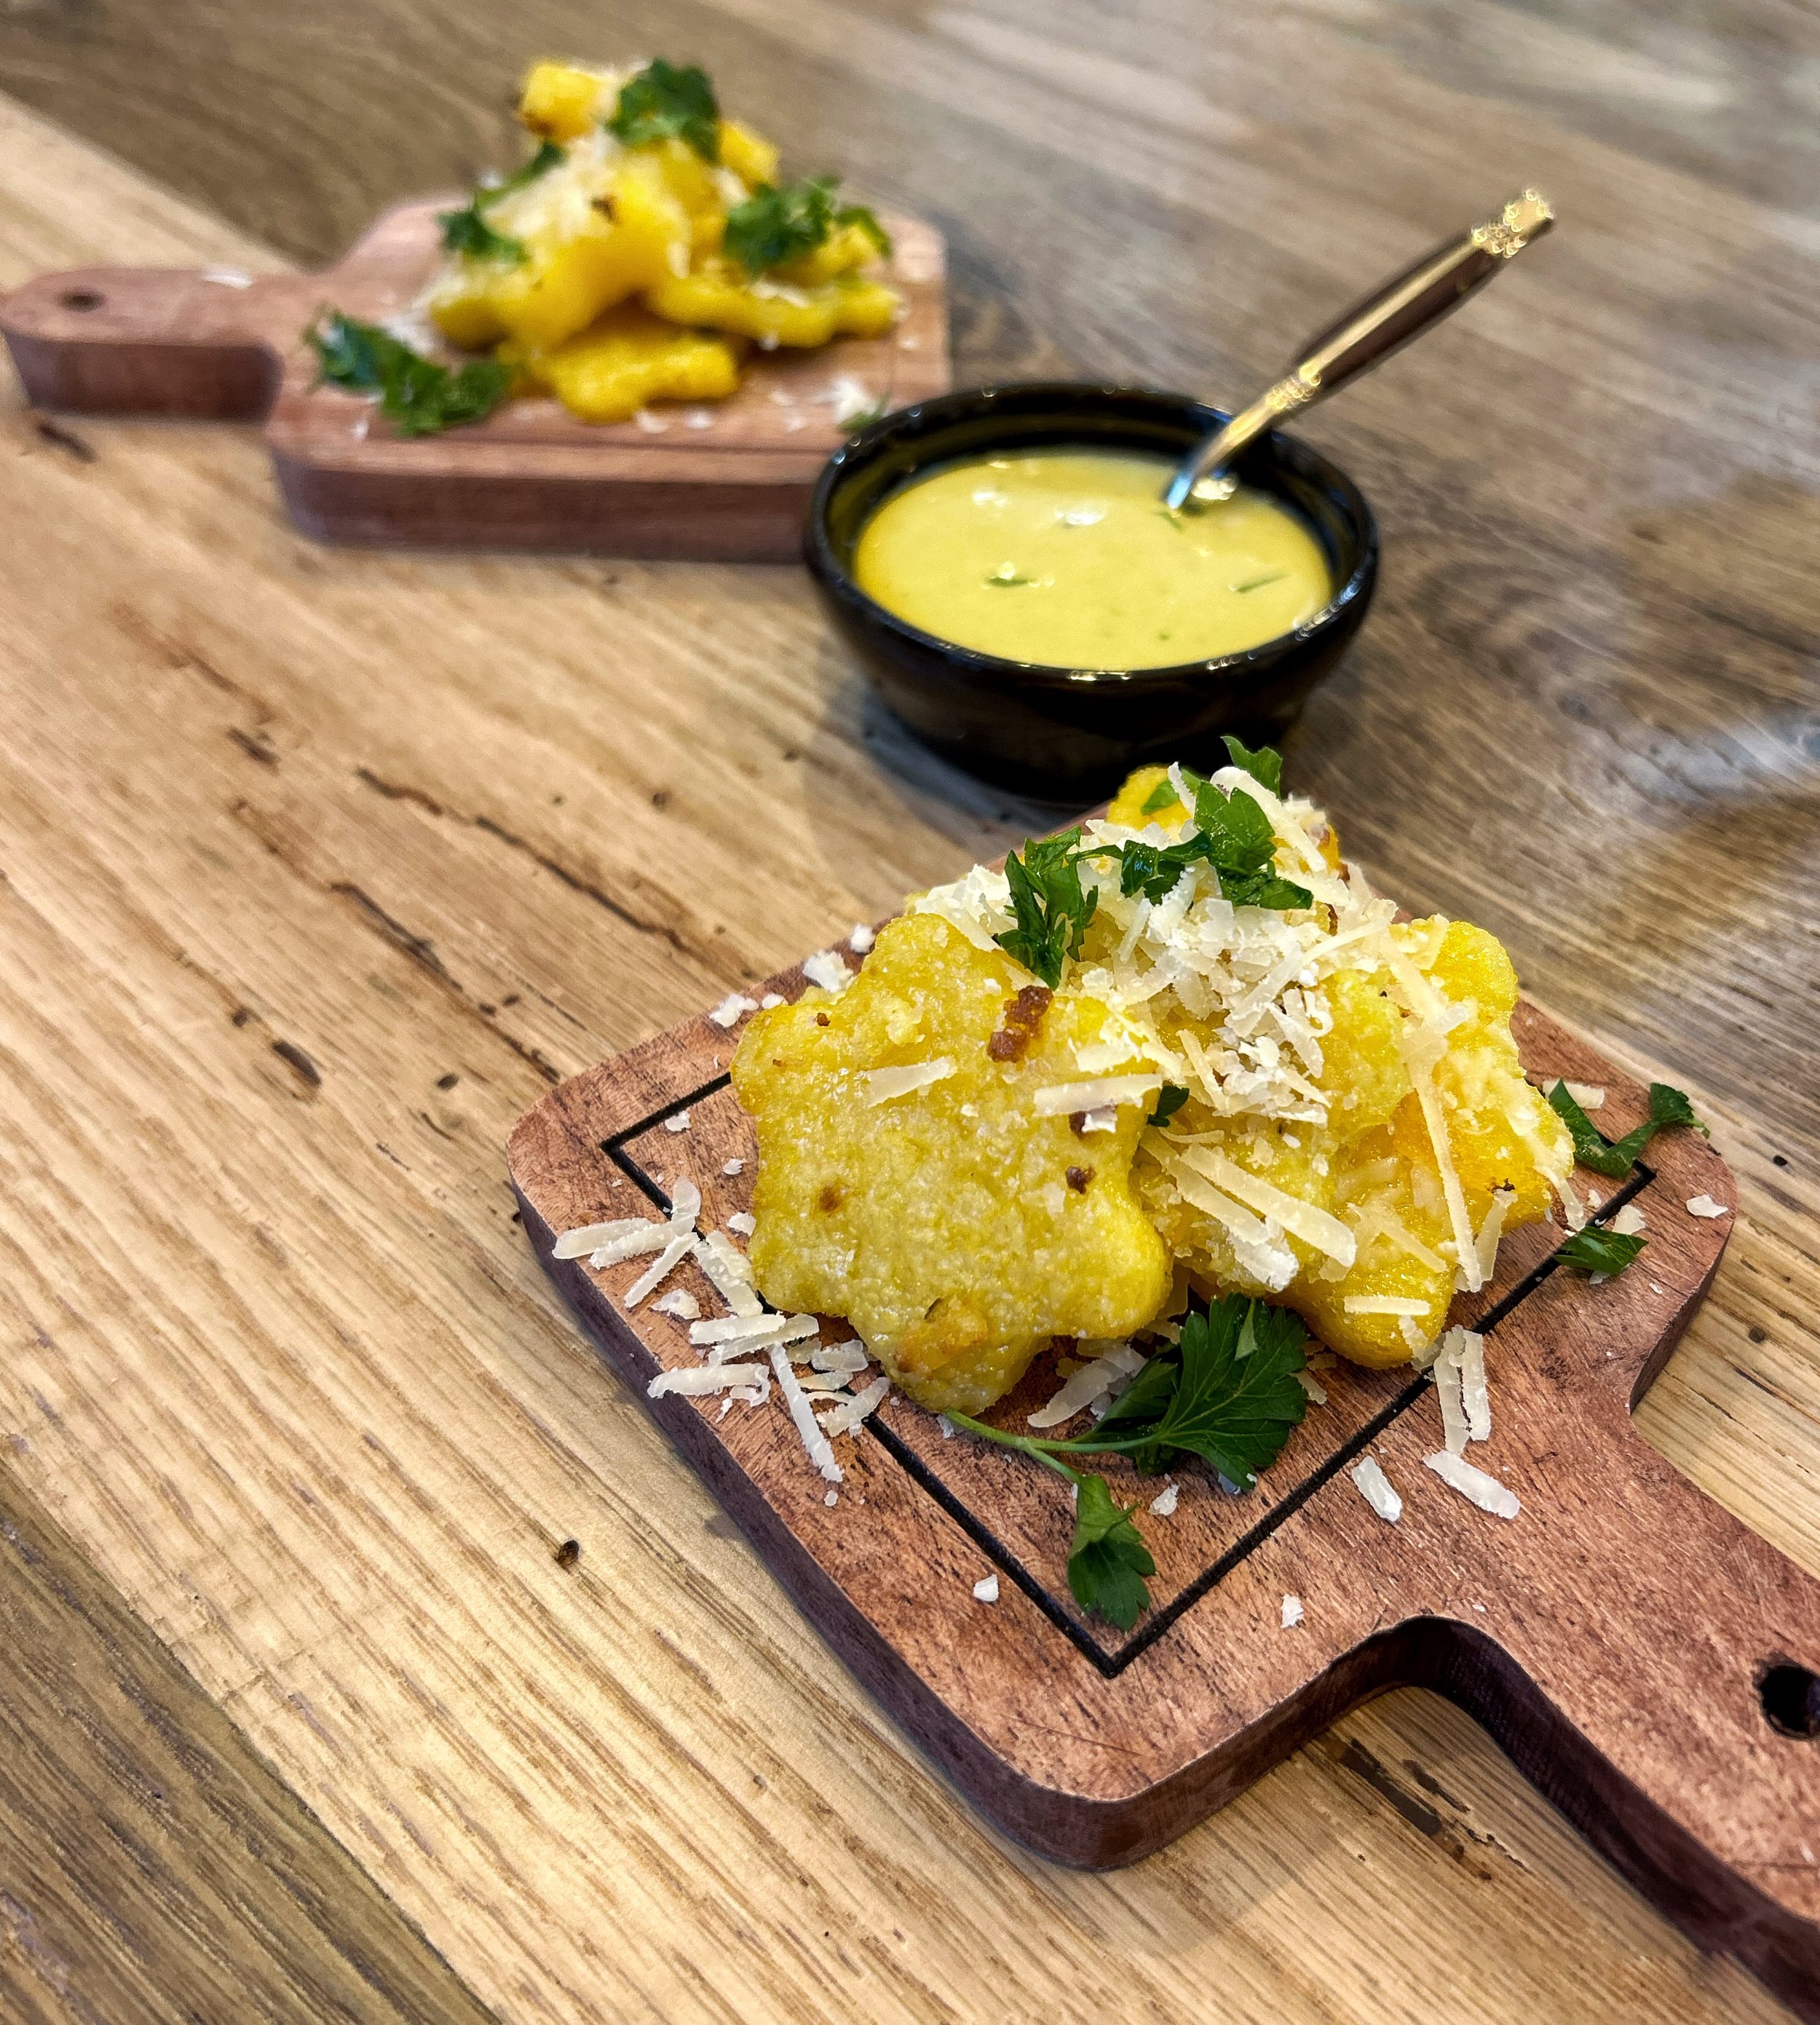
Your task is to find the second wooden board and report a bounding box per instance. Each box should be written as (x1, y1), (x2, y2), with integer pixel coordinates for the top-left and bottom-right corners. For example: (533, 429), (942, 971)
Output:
(509, 951), (1820, 2023)
(0, 199), (950, 559)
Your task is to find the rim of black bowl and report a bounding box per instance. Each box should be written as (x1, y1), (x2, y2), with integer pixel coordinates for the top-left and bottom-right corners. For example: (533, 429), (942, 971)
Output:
(804, 380), (1378, 690)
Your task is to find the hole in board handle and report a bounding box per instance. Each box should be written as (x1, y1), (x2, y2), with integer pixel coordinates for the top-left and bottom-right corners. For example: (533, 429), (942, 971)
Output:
(60, 290), (103, 312)
(1760, 1662), (1820, 1737)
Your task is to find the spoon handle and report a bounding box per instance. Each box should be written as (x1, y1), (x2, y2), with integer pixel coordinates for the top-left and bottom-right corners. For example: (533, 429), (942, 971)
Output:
(1165, 190), (1554, 510)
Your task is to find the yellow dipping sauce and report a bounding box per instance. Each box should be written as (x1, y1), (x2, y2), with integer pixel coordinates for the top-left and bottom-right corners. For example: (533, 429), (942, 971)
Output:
(852, 449), (1332, 669)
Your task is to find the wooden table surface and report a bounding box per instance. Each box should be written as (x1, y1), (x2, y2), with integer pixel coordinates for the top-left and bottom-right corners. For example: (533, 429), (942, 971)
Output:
(0, 4), (1816, 2021)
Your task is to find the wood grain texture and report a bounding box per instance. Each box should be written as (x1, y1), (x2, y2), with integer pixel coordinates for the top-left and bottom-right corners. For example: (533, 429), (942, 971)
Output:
(507, 956), (1820, 2018)
(1, 202), (949, 558)
(0, 1467), (501, 2025)
(0, 0), (1813, 2014)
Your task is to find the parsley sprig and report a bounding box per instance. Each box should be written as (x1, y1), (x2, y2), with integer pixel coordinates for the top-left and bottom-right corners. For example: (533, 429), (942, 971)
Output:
(1555, 1225), (1646, 1276)
(1082, 768), (1312, 909)
(994, 830), (1097, 989)
(946, 1296), (1309, 1628)
(437, 140), (563, 266)
(306, 312), (510, 438)
(1546, 1079), (1707, 1179)
(438, 204), (526, 264)
(723, 175), (893, 275)
(608, 59), (721, 159)
(992, 743), (1308, 989)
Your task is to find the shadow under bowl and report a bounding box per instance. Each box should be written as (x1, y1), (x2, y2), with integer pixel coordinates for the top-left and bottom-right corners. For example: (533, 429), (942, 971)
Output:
(804, 382), (1378, 805)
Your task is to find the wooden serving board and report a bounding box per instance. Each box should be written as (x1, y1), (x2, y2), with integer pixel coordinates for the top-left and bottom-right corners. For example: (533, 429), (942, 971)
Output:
(0, 199), (950, 559)
(508, 944), (1820, 2018)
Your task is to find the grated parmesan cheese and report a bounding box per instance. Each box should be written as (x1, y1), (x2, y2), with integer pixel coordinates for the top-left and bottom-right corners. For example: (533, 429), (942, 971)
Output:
(849, 923), (877, 953)
(553, 1217), (654, 1260)
(663, 1110), (692, 1133)
(728, 1211), (756, 1236)
(862, 1058), (956, 1104)
(723, 1158), (745, 1177)
(649, 1363), (767, 1398)
(1296, 1370), (1329, 1405)
(1344, 1295), (1428, 1317)
(708, 993), (759, 1028)
(624, 1225), (698, 1306)
(1425, 1449), (1521, 1520)
(1564, 1083), (1606, 1111)
(802, 950), (852, 993)
(1686, 1194), (1728, 1219)
(1455, 1328), (1491, 1442)
(811, 1339), (870, 1373)
(818, 1375), (890, 1437)
(1350, 1456), (1403, 1523)
(1281, 1595), (1305, 1628)
(771, 1344), (843, 1483)
(1031, 1073), (1162, 1117)
(652, 1289), (700, 1322)
(695, 1228), (761, 1317)
(1609, 1203), (1645, 1236)
(973, 1573), (1000, 1603)
(1149, 1483), (1179, 1517)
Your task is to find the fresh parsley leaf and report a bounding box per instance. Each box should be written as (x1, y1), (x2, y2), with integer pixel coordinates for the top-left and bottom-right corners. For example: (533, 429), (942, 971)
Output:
(1067, 1475), (1155, 1631)
(608, 59), (721, 159)
(1149, 1084), (1190, 1127)
(1071, 1295), (1308, 1485)
(995, 830), (1097, 989)
(1140, 776), (1182, 817)
(438, 201), (527, 264)
(984, 567), (1033, 588)
(305, 312), (510, 438)
(1556, 1225), (1647, 1276)
(1219, 735), (1283, 796)
(1082, 777), (1310, 910)
(724, 174), (841, 273)
(1546, 1079), (1709, 1180)
(481, 138), (564, 202)
(943, 1295), (1309, 1630)
(834, 200), (893, 257)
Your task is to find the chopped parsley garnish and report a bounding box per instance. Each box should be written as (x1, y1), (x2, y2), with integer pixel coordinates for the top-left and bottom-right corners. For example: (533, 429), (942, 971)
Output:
(994, 830), (1097, 989)
(1066, 1477), (1155, 1630)
(1546, 1079), (1708, 1179)
(484, 138), (565, 200)
(437, 202), (526, 264)
(305, 312), (510, 438)
(608, 59), (721, 159)
(1233, 571), (1286, 594)
(1149, 1084), (1190, 1127)
(1555, 1225), (1646, 1276)
(437, 142), (563, 264)
(945, 1295), (1308, 1627)
(723, 173), (893, 274)
(1219, 734), (1283, 795)
(1083, 771), (1310, 909)
(985, 567), (1033, 588)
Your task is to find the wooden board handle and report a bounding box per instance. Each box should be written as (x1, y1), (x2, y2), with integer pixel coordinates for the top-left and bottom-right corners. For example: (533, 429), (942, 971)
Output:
(1417, 1330), (1820, 2001)
(1, 266), (314, 419)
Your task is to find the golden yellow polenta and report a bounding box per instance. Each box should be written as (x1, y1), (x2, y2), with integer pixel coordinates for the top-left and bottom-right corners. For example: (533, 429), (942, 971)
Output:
(732, 759), (1576, 1413)
(419, 57), (900, 425)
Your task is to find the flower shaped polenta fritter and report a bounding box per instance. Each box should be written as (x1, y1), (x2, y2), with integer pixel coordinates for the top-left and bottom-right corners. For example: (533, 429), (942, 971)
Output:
(729, 912), (1171, 1418)
(732, 758), (1576, 1415)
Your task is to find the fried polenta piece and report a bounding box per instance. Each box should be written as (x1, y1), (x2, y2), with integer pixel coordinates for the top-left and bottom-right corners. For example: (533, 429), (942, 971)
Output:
(730, 912), (1171, 1416)
(644, 264), (901, 348)
(502, 305), (743, 422)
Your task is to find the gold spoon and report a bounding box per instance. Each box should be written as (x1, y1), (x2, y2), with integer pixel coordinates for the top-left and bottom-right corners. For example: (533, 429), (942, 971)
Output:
(1163, 189), (1555, 512)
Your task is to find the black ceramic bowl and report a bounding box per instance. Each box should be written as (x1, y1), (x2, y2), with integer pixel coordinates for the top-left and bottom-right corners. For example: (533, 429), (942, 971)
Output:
(804, 382), (1377, 804)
